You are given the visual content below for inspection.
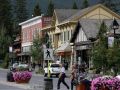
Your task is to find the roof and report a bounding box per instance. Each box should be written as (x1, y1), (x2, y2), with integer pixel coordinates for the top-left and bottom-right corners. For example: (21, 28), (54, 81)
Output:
(70, 19), (120, 43)
(19, 16), (42, 26)
(54, 4), (120, 24)
(64, 5), (96, 22)
(54, 9), (78, 23)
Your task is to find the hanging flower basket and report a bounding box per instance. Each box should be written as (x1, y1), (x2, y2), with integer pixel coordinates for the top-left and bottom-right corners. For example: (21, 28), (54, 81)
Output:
(13, 71), (32, 83)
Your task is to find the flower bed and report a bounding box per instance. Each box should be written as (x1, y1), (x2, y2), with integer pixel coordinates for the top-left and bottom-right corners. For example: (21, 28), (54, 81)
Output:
(91, 76), (120, 90)
(13, 71), (32, 83)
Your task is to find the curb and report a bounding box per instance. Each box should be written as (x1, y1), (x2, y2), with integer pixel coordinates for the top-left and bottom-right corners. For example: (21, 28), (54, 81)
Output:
(0, 80), (30, 90)
(0, 68), (8, 71)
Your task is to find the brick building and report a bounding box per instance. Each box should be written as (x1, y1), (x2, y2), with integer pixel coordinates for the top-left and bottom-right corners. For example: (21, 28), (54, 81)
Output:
(19, 15), (51, 63)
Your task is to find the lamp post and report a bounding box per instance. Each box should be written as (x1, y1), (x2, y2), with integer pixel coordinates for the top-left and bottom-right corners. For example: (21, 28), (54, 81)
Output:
(9, 46), (13, 65)
(44, 32), (53, 90)
(70, 43), (74, 70)
(111, 19), (119, 76)
(111, 19), (119, 40)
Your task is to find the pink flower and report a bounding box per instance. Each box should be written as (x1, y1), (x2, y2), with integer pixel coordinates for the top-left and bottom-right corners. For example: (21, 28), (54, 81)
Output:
(13, 71), (32, 82)
(91, 76), (120, 90)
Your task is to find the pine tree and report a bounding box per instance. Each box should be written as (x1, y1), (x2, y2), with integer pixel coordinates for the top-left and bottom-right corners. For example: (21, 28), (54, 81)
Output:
(0, 0), (13, 37)
(72, 1), (78, 9)
(81, 0), (89, 9)
(92, 21), (108, 72)
(0, 25), (11, 61)
(47, 0), (54, 16)
(15, 0), (28, 23)
(100, 0), (120, 13)
(33, 3), (41, 17)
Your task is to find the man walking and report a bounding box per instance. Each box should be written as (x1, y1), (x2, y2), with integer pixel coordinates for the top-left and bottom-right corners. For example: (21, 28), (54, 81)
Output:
(57, 64), (69, 90)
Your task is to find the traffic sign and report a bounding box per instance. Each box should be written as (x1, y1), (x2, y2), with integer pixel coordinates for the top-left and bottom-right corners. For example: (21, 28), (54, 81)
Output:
(44, 48), (54, 60)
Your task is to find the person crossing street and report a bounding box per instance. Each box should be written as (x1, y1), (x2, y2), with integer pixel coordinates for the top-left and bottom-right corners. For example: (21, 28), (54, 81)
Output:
(57, 64), (69, 90)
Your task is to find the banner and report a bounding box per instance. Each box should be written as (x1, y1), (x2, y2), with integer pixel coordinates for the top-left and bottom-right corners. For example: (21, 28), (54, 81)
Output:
(108, 37), (114, 47)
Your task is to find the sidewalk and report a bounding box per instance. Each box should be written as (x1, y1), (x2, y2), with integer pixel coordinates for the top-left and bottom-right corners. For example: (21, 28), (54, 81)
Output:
(0, 80), (30, 90)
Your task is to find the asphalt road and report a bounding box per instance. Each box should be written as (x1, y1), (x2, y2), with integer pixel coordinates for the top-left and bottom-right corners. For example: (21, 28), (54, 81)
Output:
(0, 69), (74, 90)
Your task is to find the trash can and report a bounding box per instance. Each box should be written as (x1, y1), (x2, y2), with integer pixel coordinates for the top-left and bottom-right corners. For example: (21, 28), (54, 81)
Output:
(44, 78), (53, 90)
(7, 71), (14, 82)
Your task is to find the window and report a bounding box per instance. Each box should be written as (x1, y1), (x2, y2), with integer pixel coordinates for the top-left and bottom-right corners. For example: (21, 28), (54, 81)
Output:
(23, 46), (31, 52)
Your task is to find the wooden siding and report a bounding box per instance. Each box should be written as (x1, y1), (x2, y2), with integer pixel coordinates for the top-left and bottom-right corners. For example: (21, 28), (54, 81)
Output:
(75, 28), (87, 43)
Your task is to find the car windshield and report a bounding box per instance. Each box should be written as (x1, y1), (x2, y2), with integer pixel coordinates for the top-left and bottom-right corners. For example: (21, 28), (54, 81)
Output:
(51, 64), (60, 67)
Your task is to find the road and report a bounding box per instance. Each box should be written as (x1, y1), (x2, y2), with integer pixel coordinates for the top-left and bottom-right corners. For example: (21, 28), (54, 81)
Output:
(0, 69), (74, 90)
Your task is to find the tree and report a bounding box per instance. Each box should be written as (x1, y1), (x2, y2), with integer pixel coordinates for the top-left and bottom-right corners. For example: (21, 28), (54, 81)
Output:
(0, 0), (13, 37)
(30, 34), (45, 67)
(72, 1), (78, 9)
(14, 0), (28, 35)
(33, 3), (41, 17)
(107, 38), (120, 76)
(15, 0), (28, 23)
(0, 25), (12, 61)
(81, 0), (89, 9)
(92, 21), (108, 72)
(100, 0), (120, 13)
(47, 0), (54, 16)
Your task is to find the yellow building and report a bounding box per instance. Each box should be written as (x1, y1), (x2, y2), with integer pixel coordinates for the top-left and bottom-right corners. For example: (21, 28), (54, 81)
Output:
(42, 4), (120, 68)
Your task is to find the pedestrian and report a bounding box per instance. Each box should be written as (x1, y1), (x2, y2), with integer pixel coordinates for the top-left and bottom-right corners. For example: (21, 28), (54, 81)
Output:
(70, 63), (77, 90)
(57, 64), (69, 90)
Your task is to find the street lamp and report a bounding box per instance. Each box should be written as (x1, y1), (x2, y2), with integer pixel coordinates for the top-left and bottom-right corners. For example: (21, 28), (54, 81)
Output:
(45, 32), (50, 48)
(111, 19), (119, 38)
(111, 19), (119, 76)
(70, 42), (74, 70)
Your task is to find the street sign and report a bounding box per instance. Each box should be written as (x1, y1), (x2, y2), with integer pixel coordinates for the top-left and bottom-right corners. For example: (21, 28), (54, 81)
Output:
(44, 48), (54, 60)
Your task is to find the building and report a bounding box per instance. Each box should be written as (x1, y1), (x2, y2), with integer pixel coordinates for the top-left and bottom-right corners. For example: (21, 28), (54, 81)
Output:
(41, 4), (120, 68)
(70, 19), (120, 68)
(19, 16), (51, 63)
(10, 35), (21, 64)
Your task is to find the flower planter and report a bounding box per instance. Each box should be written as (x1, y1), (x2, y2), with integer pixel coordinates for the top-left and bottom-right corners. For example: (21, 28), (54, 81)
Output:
(13, 71), (32, 84)
(91, 76), (120, 90)
(15, 78), (30, 83)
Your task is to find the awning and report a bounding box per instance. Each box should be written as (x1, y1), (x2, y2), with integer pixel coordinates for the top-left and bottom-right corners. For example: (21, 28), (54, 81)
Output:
(55, 42), (71, 53)
(18, 52), (30, 56)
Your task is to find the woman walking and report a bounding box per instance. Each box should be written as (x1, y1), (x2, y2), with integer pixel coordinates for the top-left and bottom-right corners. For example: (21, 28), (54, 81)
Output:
(57, 64), (69, 90)
(71, 63), (77, 90)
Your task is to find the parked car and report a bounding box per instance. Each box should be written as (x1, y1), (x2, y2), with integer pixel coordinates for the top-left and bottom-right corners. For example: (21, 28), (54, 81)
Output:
(44, 63), (61, 77)
(9, 63), (29, 71)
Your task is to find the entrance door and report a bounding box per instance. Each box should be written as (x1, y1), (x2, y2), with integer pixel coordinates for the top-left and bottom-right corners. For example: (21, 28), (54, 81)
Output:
(76, 50), (89, 67)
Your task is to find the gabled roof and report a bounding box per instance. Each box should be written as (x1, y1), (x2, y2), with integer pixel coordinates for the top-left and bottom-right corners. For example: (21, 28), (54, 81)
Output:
(70, 19), (120, 43)
(54, 9), (78, 23)
(54, 4), (120, 24)
(70, 4), (120, 21)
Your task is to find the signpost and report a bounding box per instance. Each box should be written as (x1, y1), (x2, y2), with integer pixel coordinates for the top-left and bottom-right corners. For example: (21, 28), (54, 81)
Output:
(44, 48), (54, 78)
(44, 49), (54, 60)
(44, 48), (54, 90)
